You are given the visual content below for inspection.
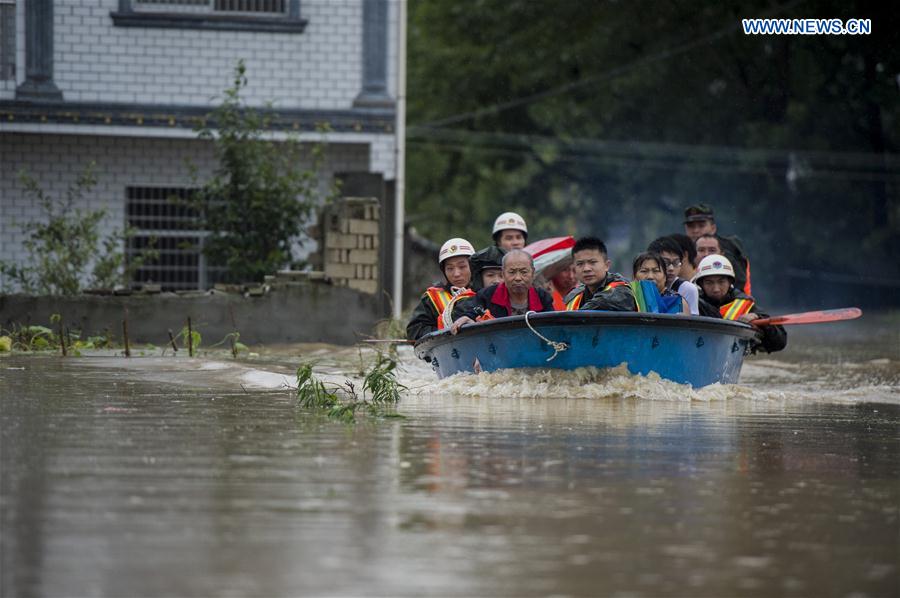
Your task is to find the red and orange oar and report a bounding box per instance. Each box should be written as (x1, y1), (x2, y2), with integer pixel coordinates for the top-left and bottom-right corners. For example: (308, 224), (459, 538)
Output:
(751, 307), (862, 327)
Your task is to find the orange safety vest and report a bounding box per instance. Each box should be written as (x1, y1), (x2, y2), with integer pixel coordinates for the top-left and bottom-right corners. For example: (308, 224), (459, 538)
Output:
(565, 294), (583, 311)
(565, 281), (627, 311)
(424, 287), (475, 330)
(720, 298), (754, 320)
(551, 289), (566, 311)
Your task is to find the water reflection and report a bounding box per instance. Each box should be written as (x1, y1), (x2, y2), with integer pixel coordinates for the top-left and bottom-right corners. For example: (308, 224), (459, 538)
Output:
(1, 356), (898, 597)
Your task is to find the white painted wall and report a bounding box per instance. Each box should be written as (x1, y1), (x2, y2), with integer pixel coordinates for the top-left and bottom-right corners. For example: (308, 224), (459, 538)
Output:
(0, 132), (370, 288)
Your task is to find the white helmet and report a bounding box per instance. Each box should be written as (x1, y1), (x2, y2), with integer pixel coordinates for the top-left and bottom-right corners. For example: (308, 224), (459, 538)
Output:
(694, 254), (735, 282)
(438, 237), (476, 264)
(492, 212), (528, 236)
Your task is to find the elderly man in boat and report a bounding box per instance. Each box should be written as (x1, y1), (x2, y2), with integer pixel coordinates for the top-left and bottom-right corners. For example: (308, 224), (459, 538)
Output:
(564, 237), (637, 312)
(450, 249), (555, 334)
(694, 254), (787, 353)
(406, 238), (478, 341)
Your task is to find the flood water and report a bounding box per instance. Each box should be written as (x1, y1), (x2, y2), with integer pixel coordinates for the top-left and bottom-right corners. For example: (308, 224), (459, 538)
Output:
(1, 314), (898, 597)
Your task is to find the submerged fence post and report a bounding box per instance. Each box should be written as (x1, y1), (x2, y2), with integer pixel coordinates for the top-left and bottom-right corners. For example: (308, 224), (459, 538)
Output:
(167, 328), (178, 353)
(122, 318), (131, 358)
(187, 317), (193, 357)
(58, 318), (66, 357)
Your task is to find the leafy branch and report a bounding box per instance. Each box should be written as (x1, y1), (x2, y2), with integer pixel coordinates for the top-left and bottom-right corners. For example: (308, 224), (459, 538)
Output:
(296, 352), (407, 423)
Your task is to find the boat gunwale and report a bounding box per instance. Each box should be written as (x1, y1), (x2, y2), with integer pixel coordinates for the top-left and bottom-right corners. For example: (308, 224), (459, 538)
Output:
(414, 311), (757, 357)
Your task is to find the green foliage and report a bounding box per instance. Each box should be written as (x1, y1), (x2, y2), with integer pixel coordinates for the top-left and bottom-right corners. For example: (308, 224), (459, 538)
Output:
(2, 324), (57, 352)
(363, 353), (405, 404)
(0, 320), (116, 354)
(407, 0), (900, 304)
(0, 163), (157, 295)
(190, 60), (340, 283)
(176, 325), (202, 351)
(296, 351), (406, 423)
(296, 363), (341, 409)
(207, 331), (249, 358)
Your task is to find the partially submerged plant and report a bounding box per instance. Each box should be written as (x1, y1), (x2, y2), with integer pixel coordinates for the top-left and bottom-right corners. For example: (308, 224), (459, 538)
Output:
(296, 351), (406, 422)
(176, 325), (202, 353)
(363, 352), (405, 405)
(0, 319), (117, 355)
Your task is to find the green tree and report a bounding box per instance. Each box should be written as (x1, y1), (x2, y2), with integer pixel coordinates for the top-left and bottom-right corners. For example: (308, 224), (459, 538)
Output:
(191, 60), (337, 283)
(407, 0), (900, 305)
(0, 163), (155, 295)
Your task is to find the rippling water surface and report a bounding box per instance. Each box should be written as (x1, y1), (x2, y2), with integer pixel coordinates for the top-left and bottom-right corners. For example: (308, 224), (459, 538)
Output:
(1, 314), (898, 597)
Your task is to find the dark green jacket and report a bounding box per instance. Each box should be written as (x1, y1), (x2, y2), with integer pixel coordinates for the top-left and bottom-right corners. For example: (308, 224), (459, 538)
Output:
(564, 272), (637, 312)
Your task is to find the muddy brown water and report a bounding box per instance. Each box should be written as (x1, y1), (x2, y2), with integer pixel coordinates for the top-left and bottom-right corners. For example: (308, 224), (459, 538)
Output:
(1, 315), (898, 597)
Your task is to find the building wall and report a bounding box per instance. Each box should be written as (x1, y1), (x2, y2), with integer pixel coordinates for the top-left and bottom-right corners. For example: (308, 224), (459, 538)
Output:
(0, 132), (370, 287)
(0, 0), (398, 108)
(0, 0), (398, 292)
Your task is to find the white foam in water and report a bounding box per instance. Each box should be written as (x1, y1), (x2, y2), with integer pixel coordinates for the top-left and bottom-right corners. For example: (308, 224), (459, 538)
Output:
(240, 370), (296, 389)
(196, 344), (898, 405)
(394, 347), (899, 405)
(416, 365), (761, 402)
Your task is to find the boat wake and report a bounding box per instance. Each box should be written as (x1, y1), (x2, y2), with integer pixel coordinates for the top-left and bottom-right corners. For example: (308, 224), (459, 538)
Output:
(397, 347), (900, 405)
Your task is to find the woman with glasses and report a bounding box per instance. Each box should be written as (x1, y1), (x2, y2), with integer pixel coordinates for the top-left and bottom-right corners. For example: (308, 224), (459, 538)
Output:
(648, 236), (699, 315)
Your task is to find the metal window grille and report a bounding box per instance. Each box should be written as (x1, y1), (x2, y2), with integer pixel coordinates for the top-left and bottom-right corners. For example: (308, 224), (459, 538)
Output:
(126, 187), (226, 291)
(134, 0), (287, 15)
(0, 1), (15, 81)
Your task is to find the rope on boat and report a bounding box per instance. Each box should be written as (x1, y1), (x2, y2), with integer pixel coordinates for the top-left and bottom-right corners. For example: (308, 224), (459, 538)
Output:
(524, 310), (569, 361)
(441, 286), (471, 330)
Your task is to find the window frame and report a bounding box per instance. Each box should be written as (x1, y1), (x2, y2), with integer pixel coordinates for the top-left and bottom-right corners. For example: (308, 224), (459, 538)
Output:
(111, 0), (307, 34)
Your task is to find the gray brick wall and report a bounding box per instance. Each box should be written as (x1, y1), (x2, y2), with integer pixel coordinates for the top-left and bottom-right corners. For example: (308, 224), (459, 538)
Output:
(0, 0), (23, 98)
(0, 132), (370, 289)
(27, 0), (383, 109)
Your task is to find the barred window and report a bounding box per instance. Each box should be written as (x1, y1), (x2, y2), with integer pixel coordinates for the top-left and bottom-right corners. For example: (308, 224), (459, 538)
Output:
(0, 0), (15, 81)
(126, 186), (226, 291)
(113, 0), (305, 33)
(134, 0), (287, 15)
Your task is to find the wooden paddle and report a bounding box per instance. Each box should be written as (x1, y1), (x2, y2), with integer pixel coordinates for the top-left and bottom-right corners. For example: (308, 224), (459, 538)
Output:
(751, 307), (862, 327)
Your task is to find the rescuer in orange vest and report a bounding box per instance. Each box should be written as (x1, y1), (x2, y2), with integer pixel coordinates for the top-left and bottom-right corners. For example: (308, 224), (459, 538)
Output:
(405, 238), (477, 341)
(694, 254), (786, 353)
(549, 264), (577, 311)
(564, 237), (636, 312)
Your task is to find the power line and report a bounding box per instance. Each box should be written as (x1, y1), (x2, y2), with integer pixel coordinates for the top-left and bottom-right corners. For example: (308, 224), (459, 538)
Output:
(415, 1), (807, 129)
(407, 127), (900, 183)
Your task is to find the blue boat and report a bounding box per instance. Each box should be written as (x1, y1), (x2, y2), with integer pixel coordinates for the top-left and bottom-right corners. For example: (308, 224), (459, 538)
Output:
(414, 311), (759, 387)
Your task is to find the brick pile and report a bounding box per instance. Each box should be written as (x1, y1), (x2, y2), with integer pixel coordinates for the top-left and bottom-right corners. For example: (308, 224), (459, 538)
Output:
(323, 197), (380, 295)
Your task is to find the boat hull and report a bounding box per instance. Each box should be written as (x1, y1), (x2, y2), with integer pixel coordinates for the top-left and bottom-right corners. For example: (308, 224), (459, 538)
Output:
(414, 312), (758, 387)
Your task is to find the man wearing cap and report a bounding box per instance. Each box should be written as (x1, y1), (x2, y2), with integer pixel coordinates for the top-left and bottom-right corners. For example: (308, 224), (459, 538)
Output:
(694, 254), (786, 353)
(491, 211), (528, 251)
(406, 238), (477, 341)
(683, 204), (752, 295)
(450, 249), (555, 333)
